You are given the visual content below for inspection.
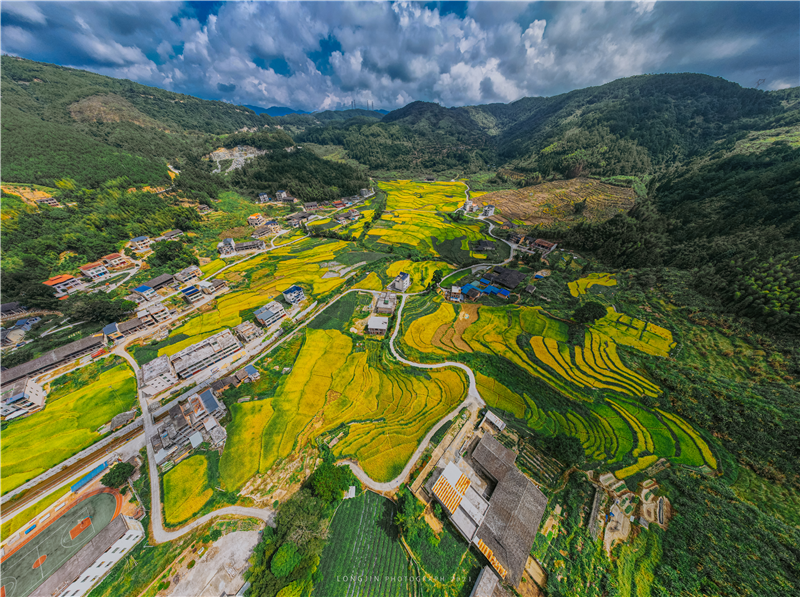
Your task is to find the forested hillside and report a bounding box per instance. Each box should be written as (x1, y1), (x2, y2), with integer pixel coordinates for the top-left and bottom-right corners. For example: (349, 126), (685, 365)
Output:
(1, 56), (271, 187)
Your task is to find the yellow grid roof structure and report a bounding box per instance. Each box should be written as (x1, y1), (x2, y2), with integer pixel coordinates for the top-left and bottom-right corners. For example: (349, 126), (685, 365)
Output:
(477, 539), (508, 579)
(431, 475), (464, 514)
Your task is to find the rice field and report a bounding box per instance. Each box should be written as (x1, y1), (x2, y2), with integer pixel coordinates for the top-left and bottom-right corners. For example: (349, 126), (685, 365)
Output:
(1, 361), (138, 495)
(384, 259), (453, 293)
(398, 296), (716, 471)
(380, 180), (466, 212)
(592, 307), (676, 358)
(163, 455), (213, 525)
(352, 271), (384, 291)
(219, 328), (467, 489)
(568, 273), (617, 297)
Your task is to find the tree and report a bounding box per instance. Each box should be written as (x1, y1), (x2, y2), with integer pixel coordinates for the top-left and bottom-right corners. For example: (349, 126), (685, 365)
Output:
(309, 461), (353, 502)
(270, 542), (302, 578)
(573, 301), (607, 324)
(101, 462), (135, 488)
(64, 294), (136, 323)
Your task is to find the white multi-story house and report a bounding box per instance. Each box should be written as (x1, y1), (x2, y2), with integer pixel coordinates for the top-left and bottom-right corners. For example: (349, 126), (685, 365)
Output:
(170, 329), (243, 379)
(43, 274), (84, 298)
(79, 261), (110, 280)
(482, 205), (495, 217)
(391, 272), (411, 292)
(247, 213), (266, 227)
(102, 253), (130, 269)
(129, 236), (152, 251)
(282, 285), (305, 305)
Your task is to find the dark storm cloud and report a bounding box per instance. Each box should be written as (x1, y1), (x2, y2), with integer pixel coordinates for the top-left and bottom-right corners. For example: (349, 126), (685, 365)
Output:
(1, 1), (797, 111)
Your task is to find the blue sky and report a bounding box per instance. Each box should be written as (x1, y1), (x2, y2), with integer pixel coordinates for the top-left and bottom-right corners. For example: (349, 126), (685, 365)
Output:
(2, 1), (797, 111)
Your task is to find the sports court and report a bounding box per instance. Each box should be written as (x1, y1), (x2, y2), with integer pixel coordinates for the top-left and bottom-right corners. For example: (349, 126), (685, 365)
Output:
(0, 491), (120, 597)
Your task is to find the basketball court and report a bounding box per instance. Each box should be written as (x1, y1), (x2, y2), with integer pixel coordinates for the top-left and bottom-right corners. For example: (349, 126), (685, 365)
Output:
(0, 491), (120, 597)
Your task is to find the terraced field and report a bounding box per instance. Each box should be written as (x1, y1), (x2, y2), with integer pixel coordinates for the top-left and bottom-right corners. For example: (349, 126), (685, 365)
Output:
(219, 327), (467, 489)
(398, 296), (716, 473)
(366, 181), (498, 264)
(593, 307), (676, 358)
(381, 180), (466, 212)
(478, 177), (635, 225)
(569, 272), (617, 297)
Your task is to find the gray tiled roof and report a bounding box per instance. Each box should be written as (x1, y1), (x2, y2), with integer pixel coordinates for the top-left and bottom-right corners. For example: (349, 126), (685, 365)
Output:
(0, 335), (104, 384)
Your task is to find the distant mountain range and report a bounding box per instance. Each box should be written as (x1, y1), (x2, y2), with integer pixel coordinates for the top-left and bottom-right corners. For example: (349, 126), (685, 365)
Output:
(242, 105), (309, 117)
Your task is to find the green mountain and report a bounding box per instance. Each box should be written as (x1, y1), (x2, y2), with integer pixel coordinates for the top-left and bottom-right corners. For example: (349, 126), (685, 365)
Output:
(1, 56), (272, 187)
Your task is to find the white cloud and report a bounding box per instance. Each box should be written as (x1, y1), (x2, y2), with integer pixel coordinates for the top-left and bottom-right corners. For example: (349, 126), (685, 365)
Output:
(2, 2), (47, 25)
(0, 1), (796, 111)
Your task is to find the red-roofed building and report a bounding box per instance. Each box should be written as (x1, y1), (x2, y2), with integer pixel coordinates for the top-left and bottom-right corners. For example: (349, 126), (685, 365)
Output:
(44, 274), (84, 297)
(102, 253), (130, 269)
(79, 261), (110, 280)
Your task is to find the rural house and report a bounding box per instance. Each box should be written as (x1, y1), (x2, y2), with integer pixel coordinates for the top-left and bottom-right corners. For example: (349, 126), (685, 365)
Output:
(129, 236), (152, 252)
(255, 301), (286, 326)
(142, 273), (175, 292)
(282, 285), (305, 305)
(303, 201), (320, 211)
(180, 285), (203, 303)
(391, 272), (411, 292)
(532, 239), (558, 255)
(159, 229), (184, 241)
(0, 334), (105, 385)
(234, 320), (264, 343)
(43, 274), (84, 298)
(482, 205), (495, 217)
(366, 316), (390, 335)
(102, 253), (130, 269)
(132, 285), (156, 301)
(248, 213), (266, 227)
(374, 292), (397, 315)
(175, 265), (202, 283)
(79, 261), (110, 280)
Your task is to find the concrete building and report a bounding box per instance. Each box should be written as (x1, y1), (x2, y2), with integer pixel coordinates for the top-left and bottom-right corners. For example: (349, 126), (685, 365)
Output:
(243, 364), (260, 381)
(180, 285), (203, 303)
(142, 273), (175, 291)
(217, 238), (266, 256)
(286, 212), (311, 228)
(252, 222), (280, 239)
(44, 516), (144, 597)
(198, 279), (228, 295)
(234, 320), (264, 343)
(447, 286), (463, 302)
(248, 213), (266, 227)
(170, 329), (242, 379)
(102, 253), (130, 269)
(44, 274), (84, 298)
(102, 322), (124, 343)
(79, 262), (110, 280)
(254, 301), (286, 326)
(463, 198), (474, 212)
(482, 205), (495, 217)
(35, 196), (61, 208)
(159, 229), (184, 241)
(360, 188), (372, 197)
(257, 193), (271, 203)
(374, 292), (397, 315)
(282, 285), (305, 305)
(0, 377), (46, 420)
(276, 190), (288, 200)
(391, 272), (411, 292)
(468, 567), (509, 597)
(132, 285), (156, 300)
(0, 334), (105, 385)
(118, 317), (147, 336)
(175, 265), (202, 283)
(303, 202), (320, 211)
(366, 316), (389, 335)
(140, 355), (179, 397)
(217, 237), (236, 257)
(129, 236), (152, 252)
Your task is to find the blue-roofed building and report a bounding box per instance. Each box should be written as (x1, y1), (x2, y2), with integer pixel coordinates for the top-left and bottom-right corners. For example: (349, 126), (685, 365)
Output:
(133, 285), (156, 300)
(498, 289), (511, 299)
(181, 285), (203, 303)
(479, 278), (491, 286)
(244, 364), (260, 381)
(283, 285), (305, 305)
(103, 322), (125, 342)
(129, 236), (152, 252)
(199, 388), (221, 414)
